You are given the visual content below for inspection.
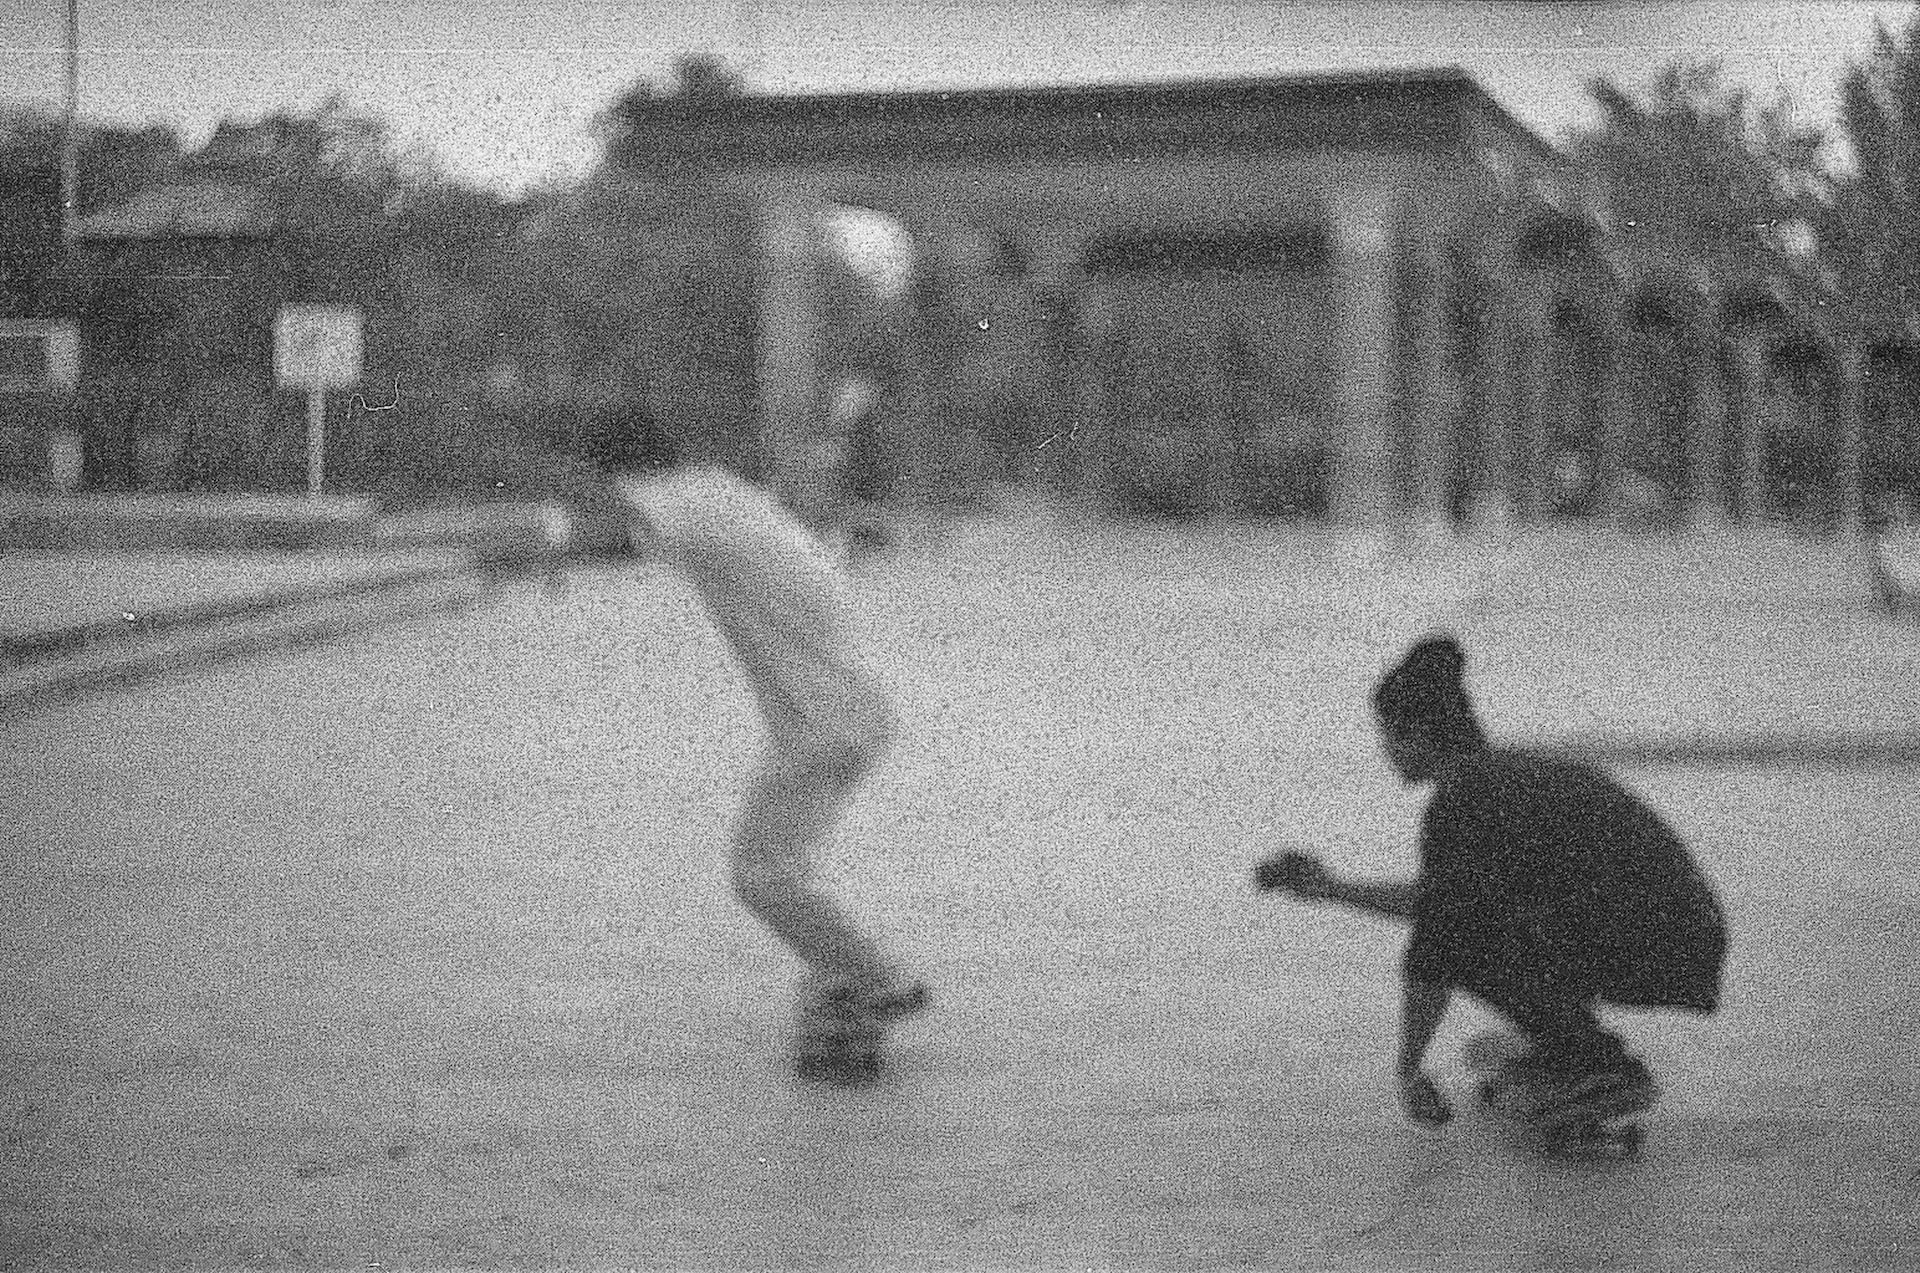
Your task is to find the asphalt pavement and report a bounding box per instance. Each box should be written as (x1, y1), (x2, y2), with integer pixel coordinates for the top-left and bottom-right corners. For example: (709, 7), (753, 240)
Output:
(6, 501), (1912, 757)
(1450, 523), (1920, 765)
(2, 503), (1917, 1269)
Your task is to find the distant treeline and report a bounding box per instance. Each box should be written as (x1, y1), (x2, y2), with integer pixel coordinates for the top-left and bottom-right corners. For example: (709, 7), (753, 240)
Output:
(3, 30), (1920, 512)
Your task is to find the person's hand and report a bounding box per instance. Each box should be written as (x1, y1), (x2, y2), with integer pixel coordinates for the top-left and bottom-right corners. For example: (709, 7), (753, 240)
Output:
(1254, 851), (1337, 900)
(1398, 1070), (1453, 1125)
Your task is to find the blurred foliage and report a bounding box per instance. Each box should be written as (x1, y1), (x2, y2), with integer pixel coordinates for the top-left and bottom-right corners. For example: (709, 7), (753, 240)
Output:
(1832, 6), (1920, 515)
(1565, 59), (1920, 522)
(0, 56), (918, 500)
(180, 99), (520, 371)
(1570, 61), (1831, 293)
(0, 104), (183, 311)
(1835, 11), (1920, 333)
(10, 37), (1918, 508)
(1, 96), (535, 495)
(597, 53), (748, 174)
(505, 173), (761, 474)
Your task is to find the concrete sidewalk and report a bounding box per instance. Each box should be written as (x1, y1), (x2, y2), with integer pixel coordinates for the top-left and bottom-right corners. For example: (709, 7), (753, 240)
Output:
(1, 548), (470, 640)
(0, 549), (489, 717)
(1445, 524), (1920, 766)
(0, 491), (377, 552)
(1001, 512), (1920, 768)
(0, 494), (574, 717)
(4, 518), (1913, 1270)
(4, 493), (1916, 762)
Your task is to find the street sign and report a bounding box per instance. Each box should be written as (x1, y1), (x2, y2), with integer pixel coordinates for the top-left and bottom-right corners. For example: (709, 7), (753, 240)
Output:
(274, 304), (362, 390)
(274, 304), (363, 496)
(0, 319), (79, 390)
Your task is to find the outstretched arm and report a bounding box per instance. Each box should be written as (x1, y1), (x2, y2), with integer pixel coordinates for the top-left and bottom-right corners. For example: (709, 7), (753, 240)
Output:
(474, 502), (655, 588)
(1326, 876), (1419, 923)
(1254, 851), (1419, 922)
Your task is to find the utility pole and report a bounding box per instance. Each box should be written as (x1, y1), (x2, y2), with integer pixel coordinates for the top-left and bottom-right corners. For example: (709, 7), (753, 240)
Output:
(738, 0), (762, 87)
(61, 0), (78, 244)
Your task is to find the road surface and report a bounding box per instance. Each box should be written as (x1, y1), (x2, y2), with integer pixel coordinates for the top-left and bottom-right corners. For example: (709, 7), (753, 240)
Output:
(3, 520), (1915, 1269)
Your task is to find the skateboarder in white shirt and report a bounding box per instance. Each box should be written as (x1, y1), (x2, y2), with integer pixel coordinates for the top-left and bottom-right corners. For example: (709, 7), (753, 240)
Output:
(539, 455), (928, 1072)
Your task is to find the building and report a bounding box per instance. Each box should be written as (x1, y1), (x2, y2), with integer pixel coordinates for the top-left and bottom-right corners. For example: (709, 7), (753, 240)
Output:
(610, 66), (1592, 525)
(609, 65), (1907, 530)
(12, 68), (1906, 525)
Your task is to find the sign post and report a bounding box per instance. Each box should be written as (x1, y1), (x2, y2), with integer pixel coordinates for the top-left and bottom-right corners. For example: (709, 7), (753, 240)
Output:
(273, 304), (363, 497)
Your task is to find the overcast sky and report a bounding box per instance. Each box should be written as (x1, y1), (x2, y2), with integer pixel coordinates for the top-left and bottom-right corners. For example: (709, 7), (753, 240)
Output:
(1, 1), (1913, 193)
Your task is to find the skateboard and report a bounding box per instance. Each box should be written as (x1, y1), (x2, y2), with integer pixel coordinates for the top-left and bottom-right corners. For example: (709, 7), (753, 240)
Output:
(1461, 1031), (1655, 1159)
(792, 988), (884, 1087)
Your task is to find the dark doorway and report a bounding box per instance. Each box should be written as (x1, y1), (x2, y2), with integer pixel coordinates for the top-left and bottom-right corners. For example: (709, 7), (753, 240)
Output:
(1082, 227), (1332, 518)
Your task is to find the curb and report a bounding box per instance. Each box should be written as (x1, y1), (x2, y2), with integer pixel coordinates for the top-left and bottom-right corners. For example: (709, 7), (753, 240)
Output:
(2, 561), (477, 671)
(0, 495), (570, 722)
(1522, 731), (1920, 772)
(0, 563), (495, 721)
(0, 493), (380, 553)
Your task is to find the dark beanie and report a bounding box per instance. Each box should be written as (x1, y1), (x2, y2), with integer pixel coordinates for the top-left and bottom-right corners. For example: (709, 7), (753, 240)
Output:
(1372, 634), (1487, 748)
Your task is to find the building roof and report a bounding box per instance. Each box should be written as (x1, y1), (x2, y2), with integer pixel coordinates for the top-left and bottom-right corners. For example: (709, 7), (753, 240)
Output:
(609, 65), (1562, 171)
(73, 178), (277, 241)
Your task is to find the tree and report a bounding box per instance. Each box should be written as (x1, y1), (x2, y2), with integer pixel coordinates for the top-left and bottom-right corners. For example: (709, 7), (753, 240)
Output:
(508, 173), (761, 469)
(60, 99), (530, 494)
(0, 105), (183, 312)
(1571, 62), (1830, 289)
(671, 53), (747, 102)
(1835, 11), (1920, 325)
(596, 53), (747, 173)
(1834, 11), (1920, 518)
(481, 55), (767, 473)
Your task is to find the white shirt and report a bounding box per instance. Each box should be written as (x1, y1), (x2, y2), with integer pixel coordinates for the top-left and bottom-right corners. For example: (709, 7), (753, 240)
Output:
(618, 465), (891, 752)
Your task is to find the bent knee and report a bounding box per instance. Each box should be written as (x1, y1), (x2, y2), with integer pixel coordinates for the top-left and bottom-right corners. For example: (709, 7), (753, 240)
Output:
(782, 732), (887, 789)
(731, 852), (804, 911)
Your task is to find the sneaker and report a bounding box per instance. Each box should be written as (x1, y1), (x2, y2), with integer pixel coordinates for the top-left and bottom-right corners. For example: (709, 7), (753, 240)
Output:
(858, 979), (930, 1024)
(795, 976), (862, 1023)
(795, 975), (930, 1025)
(793, 983), (883, 1087)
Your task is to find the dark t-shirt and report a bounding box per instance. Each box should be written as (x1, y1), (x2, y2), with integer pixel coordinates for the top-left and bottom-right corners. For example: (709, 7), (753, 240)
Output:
(1402, 749), (1726, 1012)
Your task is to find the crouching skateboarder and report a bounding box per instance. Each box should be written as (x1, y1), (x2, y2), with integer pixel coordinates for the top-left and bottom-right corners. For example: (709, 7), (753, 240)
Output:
(1257, 635), (1727, 1152)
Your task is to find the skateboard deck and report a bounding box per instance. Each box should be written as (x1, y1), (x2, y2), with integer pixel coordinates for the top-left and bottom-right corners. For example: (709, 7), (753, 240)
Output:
(1461, 1031), (1654, 1158)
